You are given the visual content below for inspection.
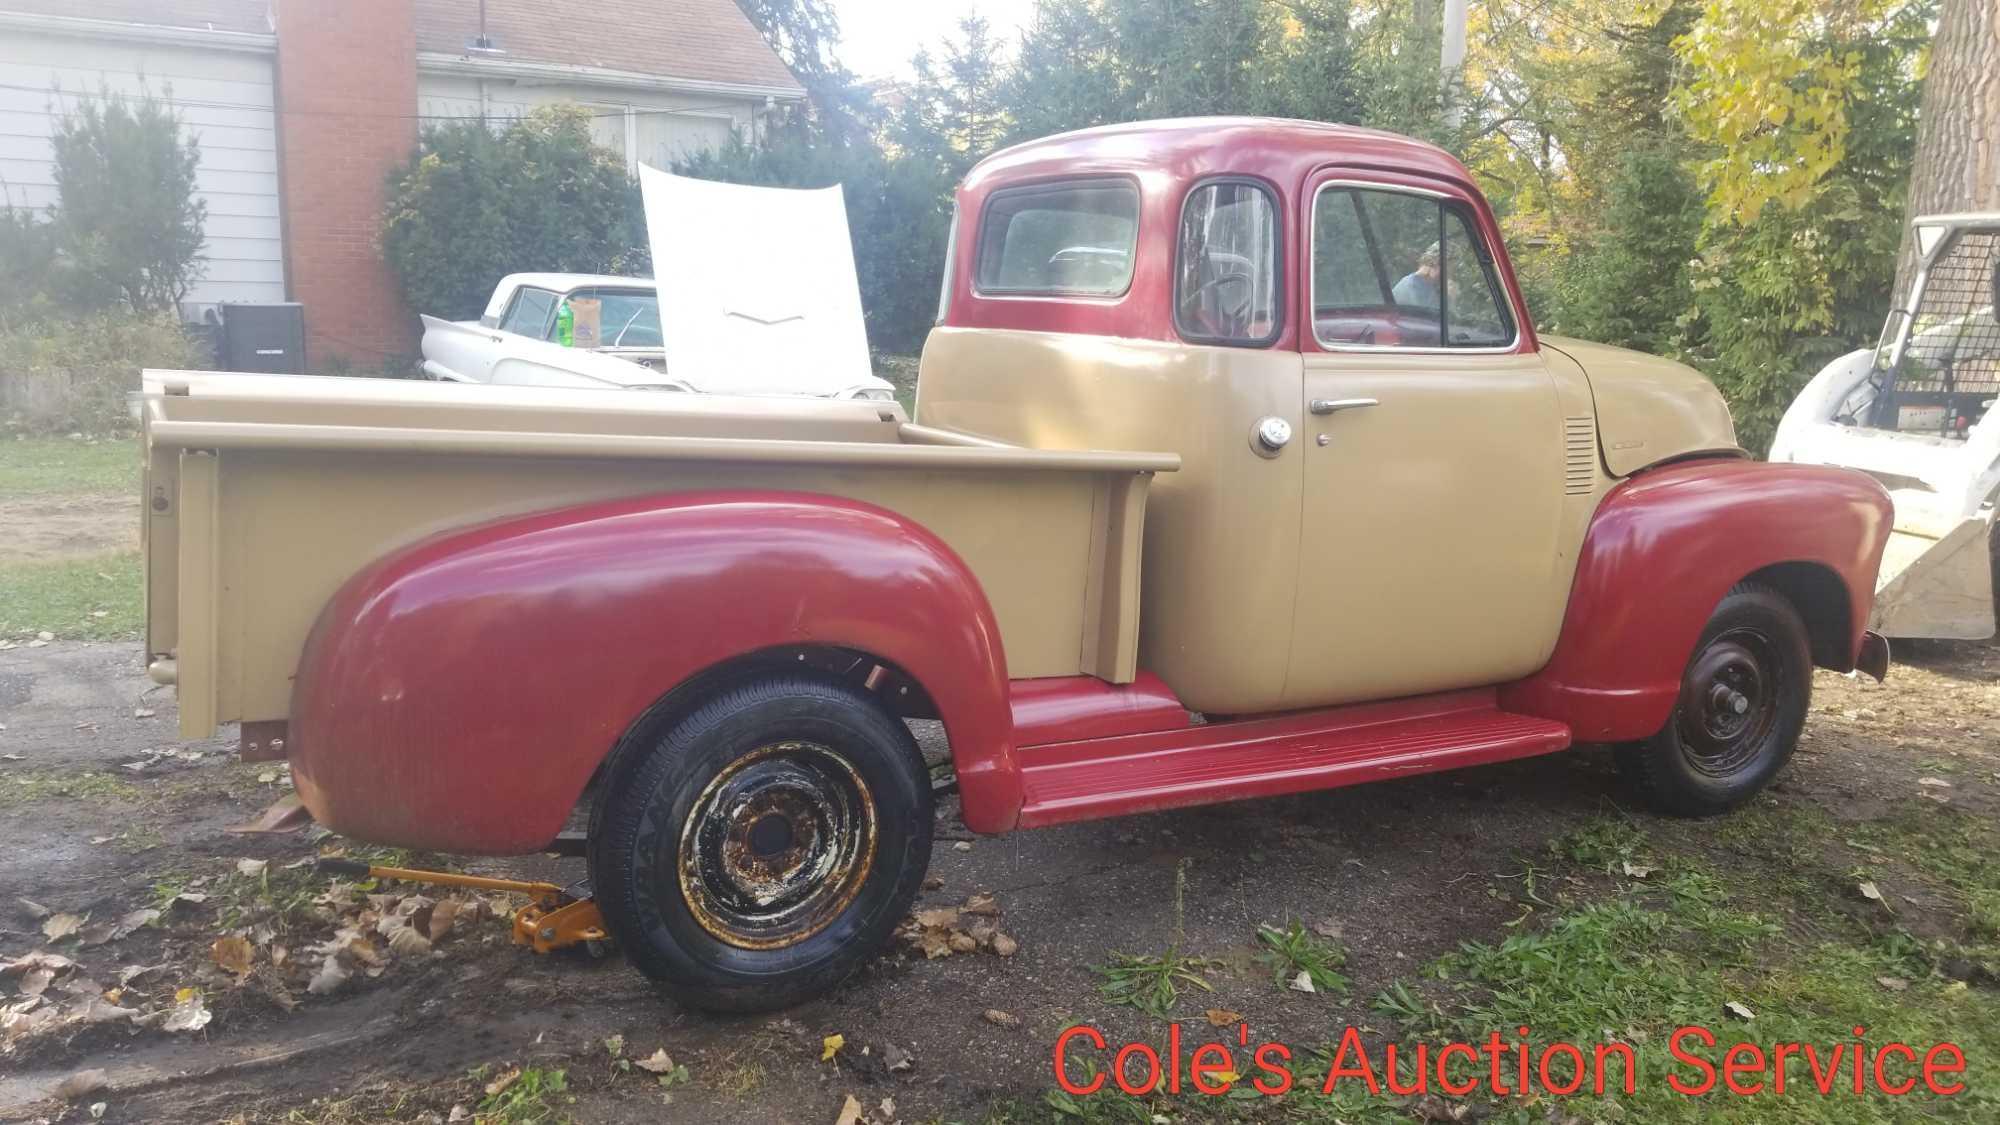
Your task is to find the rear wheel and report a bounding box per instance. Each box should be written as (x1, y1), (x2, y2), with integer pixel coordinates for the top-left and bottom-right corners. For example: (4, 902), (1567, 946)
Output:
(1619, 583), (1812, 817)
(590, 675), (932, 1012)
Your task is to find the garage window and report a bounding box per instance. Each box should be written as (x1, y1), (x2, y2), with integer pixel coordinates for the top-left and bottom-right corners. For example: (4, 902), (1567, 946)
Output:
(975, 179), (1139, 297)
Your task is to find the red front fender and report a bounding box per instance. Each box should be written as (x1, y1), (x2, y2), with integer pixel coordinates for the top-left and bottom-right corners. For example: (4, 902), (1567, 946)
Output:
(1500, 459), (1893, 742)
(289, 490), (1016, 854)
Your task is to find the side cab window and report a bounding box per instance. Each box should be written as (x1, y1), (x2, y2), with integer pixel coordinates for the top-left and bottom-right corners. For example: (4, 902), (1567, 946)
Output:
(500, 288), (559, 339)
(1311, 185), (1515, 350)
(1175, 179), (1281, 346)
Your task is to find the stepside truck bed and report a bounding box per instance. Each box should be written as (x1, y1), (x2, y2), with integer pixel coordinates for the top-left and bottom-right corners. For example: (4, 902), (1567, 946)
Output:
(139, 371), (1177, 742)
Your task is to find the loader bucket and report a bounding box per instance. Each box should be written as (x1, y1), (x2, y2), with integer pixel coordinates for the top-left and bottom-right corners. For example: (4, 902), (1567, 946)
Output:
(1870, 512), (1997, 640)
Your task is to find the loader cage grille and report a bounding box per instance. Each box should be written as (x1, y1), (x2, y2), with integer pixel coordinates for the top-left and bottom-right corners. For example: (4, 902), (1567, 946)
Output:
(1877, 230), (2000, 436)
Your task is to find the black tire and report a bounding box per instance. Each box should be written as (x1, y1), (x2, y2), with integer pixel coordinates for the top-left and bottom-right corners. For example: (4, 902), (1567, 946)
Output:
(589, 675), (932, 1012)
(1618, 583), (1812, 817)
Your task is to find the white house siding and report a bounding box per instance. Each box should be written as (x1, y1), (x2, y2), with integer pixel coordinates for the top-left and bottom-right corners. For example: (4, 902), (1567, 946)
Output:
(0, 28), (285, 311)
(416, 72), (750, 172)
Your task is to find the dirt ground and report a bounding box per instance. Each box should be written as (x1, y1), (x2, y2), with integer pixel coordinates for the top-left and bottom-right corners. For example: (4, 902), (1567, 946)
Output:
(0, 496), (138, 566)
(0, 632), (1994, 1124)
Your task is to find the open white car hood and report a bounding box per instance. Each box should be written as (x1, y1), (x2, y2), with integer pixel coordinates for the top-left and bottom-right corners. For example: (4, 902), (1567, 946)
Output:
(639, 168), (890, 399)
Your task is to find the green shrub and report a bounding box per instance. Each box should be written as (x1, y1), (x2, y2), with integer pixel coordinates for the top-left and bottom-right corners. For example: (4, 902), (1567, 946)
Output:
(382, 107), (647, 323)
(44, 88), (206, 315)
(0, 310), (200, 435)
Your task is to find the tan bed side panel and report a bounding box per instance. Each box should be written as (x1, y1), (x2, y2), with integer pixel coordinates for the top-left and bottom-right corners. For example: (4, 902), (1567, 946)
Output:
(212, 452), (1117, 724)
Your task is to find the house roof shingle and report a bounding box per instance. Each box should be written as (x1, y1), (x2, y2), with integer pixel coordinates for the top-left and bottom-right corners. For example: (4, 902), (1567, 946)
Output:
(418, 0), (803, 94)
(0, 0), (271, 35)
(3, 0), (804, 95)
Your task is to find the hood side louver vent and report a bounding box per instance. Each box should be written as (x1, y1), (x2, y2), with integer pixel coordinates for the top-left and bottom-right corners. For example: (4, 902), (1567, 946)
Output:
(1564, 416), (1596, 495)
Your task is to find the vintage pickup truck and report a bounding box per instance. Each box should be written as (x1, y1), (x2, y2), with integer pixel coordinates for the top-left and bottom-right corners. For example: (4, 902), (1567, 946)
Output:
(139, 118), (1893, 1012)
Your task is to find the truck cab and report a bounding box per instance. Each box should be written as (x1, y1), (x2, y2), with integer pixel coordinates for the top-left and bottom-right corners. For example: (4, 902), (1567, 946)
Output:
(920, 118), (1744, 714)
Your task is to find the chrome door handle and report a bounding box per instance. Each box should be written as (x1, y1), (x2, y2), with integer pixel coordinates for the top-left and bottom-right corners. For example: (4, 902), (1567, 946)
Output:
(1309, 397), (1379, 415)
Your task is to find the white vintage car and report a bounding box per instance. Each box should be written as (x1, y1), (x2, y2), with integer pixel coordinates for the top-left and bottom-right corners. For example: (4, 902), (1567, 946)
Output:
(419, 272), (898, 400)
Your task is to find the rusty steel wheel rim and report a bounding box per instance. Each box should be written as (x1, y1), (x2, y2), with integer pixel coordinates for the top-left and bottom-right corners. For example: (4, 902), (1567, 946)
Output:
(1676, 626), (1782, 777)
(677, 741), (877, 950)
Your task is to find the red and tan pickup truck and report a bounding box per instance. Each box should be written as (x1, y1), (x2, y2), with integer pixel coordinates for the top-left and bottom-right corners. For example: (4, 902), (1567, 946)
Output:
(139, 118), (1893, 1012)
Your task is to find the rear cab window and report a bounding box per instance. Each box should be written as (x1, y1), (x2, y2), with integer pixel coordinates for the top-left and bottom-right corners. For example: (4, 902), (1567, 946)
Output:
(1310, 185), (1516, 350)
(975, 178), (1139, 298)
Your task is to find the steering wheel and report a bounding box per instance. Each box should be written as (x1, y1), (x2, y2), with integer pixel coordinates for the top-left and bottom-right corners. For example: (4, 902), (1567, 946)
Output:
(1183, 272), (1254, 337)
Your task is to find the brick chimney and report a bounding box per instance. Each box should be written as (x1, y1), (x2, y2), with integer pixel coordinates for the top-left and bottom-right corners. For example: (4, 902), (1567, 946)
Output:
(273, 0), (418, 368)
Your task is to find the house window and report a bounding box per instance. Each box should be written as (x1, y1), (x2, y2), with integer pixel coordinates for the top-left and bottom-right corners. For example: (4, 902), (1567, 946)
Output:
(975, 178), (1139, 298)
(1175, 179), (1280, 346)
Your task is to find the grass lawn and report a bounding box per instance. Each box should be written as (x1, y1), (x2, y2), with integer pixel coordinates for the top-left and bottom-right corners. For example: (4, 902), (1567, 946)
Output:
(1029, 802), (2000, 1124)
(0, 435), (140, 496)
(0, 551), (144, 640)
(0, 437), (144, 640)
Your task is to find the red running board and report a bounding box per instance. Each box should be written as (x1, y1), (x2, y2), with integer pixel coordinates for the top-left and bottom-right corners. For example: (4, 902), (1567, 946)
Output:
(1015, 688), (1571, 828)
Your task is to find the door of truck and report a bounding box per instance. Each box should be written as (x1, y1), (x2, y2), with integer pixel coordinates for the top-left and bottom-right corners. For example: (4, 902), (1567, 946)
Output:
(1285, 171), (1570, 706)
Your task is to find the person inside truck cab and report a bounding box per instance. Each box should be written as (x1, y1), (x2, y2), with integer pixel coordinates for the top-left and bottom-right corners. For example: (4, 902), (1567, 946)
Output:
(1391, 241), (1441, 310)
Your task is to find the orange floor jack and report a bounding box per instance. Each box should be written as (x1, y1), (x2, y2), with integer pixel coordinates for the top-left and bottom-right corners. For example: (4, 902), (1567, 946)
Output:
(314, 858), (609, 954)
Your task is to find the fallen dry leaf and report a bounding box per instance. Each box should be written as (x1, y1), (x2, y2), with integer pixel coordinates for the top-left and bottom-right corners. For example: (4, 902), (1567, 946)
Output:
(112, 908), (159, 939)
(53, 1069), (108, 1101)
(1311, 918), (1343, 939)
(1620, 861), (1659, 879)
(948, 932), (978, 954)
(1205, 1008), (1244, 1026)
(387, 924), (432, 957)
(1289, 969), (1317, 994)
(16, 897), (51, 919)
(912, 907), (960, 928)
(2, 950), (76, 977)
(963, 892), (1000, 916)
(484, 1067), (522, 1097)
(428, 898), (463, 942)
(821, 1032), (845, 1061)
(1917, 777), (1953, 788)
(307, 955), (350, 995)
(1877, 976), (1909, 992)
(161, 989), (212, 1032)
(983, 1008), (1021, 1028)
(1724, 1000), (1756, 1021)
(236, 858), (268, 878)
(635, 1048), (677, 1074)
(42, 913), (86, 942)
(834, 1093), (863, 1125)
(117, 963), (166, 987)
(991, 932), (1019, 957)
(20, 967), (54, 997)
(211, 935), (255, 978)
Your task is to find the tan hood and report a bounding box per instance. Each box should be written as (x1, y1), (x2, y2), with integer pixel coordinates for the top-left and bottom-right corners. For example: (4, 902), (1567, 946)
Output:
(1543, 335), (1741, 476)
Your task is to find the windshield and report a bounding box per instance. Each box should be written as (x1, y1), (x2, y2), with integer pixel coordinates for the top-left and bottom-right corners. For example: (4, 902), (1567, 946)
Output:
(572, 289), (662, 348)
(1871, 230), (1999, 436)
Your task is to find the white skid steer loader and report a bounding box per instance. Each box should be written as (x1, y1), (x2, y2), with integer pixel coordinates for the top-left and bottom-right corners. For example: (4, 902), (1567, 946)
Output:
(1770, 213), (2000, 640)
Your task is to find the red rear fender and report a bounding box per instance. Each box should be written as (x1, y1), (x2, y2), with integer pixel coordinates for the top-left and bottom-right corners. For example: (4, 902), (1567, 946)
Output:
(289, 491), (1016, 854)
(1501, 460), (1893, 742)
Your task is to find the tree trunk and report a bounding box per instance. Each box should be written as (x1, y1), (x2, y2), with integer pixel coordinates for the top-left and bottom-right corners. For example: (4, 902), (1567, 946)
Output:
(1892, 0), (2000, 298)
